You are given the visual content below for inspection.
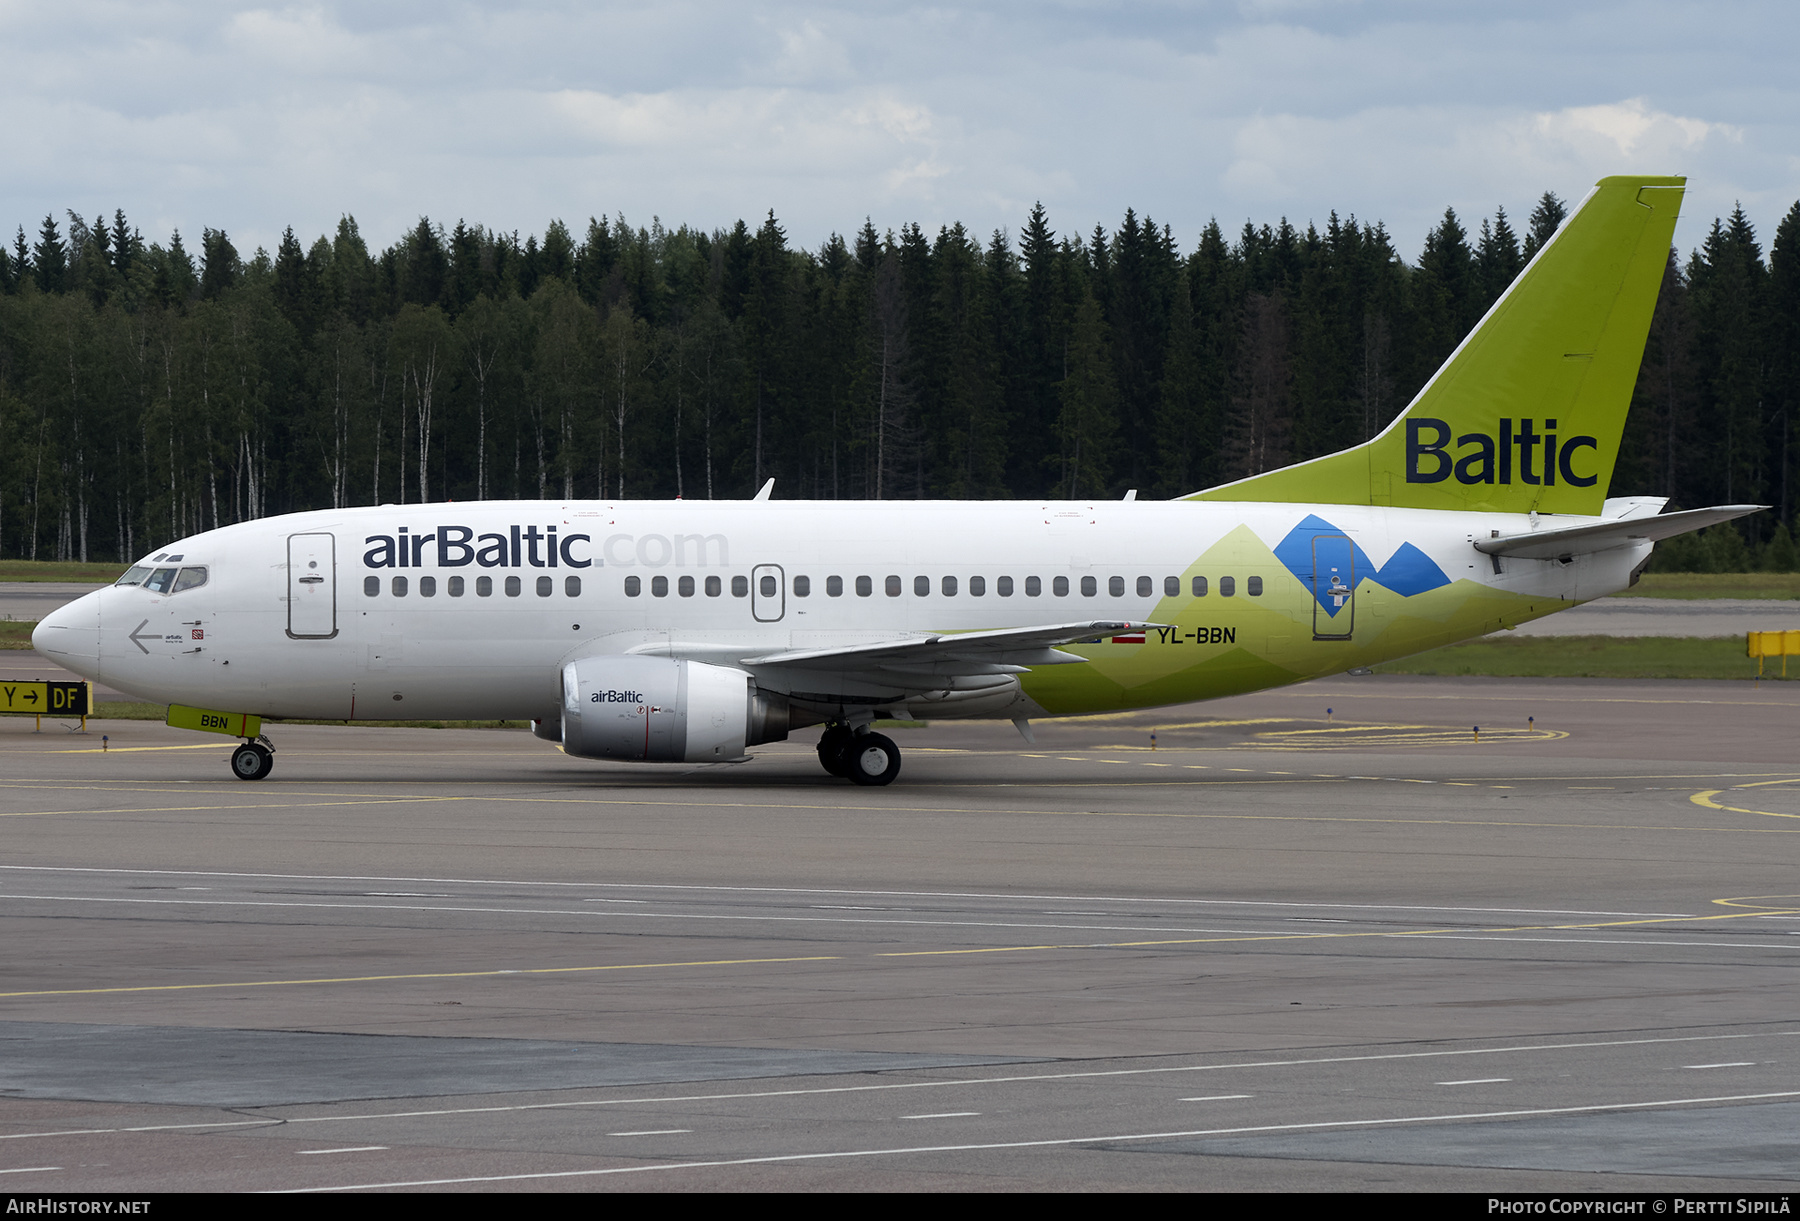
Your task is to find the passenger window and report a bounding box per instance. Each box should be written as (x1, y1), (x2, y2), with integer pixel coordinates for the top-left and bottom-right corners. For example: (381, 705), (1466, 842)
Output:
(1220, 576), (1236, 597)
(477, 575), (493, 597)
(420, 575), (437, 597)
(1080, 576), (1097, 597)
(364, 575), (379, 597)
(942, 575), (957, 596)
(1192, 575), (1208, 597)
(679, 575), (695, 597)
(759, 574), (776, 597)
(449, 575), (465, 597)
(827, 576), (843, 597)
(624, 576), (641, 597)
(856, 575), (872, 597)
(538, 575), (554, 597)
(969, 576), (985, 596)
(653, 575), (670, 597)
(997, 576), (1013, 597)
(732, 575), (749, 597)
(914, 575), (929, 596)
(145, 568), (177, 593)
(505, 576), (522, 597)
(1025, 576), (1041, 597)
(1108, 576), (1124, 597)
(1138, 576), (1153, 598)
(565, 576), (580, 597)
(794, 575), (810, 597)
(1164, 576), (1178, 597)
(705, 575), (721, 597)
(1053, 576), (1069, 597)
(1247, 575), (1263, 596)
(886, 576), (901, 597)
(115, 566), (152, 587)
(392, 576), (408, 597)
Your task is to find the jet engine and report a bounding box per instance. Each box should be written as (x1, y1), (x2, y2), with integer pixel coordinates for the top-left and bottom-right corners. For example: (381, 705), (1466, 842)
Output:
(560, 655), (798, 763)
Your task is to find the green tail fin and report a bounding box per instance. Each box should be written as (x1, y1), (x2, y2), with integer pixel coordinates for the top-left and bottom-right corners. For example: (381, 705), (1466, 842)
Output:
(1188, 175), (1685, 514)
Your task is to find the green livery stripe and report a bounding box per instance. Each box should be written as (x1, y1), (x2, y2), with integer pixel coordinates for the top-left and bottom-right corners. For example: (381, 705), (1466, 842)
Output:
(167, 704), (262, 738)
(1018, 525), (1564, 713)
(1187, 176), (1685, 515)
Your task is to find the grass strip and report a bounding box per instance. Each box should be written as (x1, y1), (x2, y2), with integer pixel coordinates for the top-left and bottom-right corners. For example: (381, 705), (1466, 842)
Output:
(1614, 573), (1800, 600)
(1373, 634), (1783, 680)
(0, 561), (125, 583)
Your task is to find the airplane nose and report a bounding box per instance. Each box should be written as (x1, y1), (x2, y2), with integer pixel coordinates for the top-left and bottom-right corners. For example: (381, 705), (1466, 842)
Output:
(32, 588), (103, 681)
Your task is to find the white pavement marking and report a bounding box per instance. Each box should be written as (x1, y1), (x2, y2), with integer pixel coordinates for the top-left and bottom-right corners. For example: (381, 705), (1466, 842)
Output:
(282, 1089), (1800, 1192)
(0, 866), (1698, 918)
(607, 1130), (691, 1137)
(296, 1147), (387, 1155)
(10, 1030), (1797, 1146)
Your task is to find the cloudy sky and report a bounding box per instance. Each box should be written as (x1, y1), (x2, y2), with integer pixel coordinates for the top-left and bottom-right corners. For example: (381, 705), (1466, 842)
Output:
(4, 1), (1796, 263)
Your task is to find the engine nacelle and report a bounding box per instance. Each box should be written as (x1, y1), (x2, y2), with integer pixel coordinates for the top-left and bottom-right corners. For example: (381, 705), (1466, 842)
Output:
(560, 656), (793, 763)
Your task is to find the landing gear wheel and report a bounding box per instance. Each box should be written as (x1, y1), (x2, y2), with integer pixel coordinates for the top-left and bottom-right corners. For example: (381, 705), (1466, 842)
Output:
(231, 742), (273, 781)
(844, 732), (901, 786)
(817, 726), (854, 777)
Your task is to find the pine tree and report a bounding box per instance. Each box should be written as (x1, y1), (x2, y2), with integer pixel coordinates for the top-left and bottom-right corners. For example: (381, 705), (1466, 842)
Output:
(400, 218), (447, 308)
(1055, 286), (1119, 498)
(9, 227), (29, 291)
(1474, 207), (1522, 313)
(199, 228), (240, 299)
(1687, 209), (1768, 513)
(272, 227), (310, 332)
(34, 215), (67, 293)
(1522, 192), (1567, 259)
(540, 220), (576, 284)
(1222, 292), (1292, 478)
(1767, 201), (1800, 526)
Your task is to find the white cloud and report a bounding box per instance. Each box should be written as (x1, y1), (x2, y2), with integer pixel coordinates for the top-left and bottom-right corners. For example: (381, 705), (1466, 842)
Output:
(0, 2), (1795, 259)
(1524, 98), (1738, 162)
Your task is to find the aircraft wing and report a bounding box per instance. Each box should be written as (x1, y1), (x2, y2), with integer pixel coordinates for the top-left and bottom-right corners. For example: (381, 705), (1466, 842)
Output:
(741, 620), (1160, 680)
(1474, 504), (1765, 561)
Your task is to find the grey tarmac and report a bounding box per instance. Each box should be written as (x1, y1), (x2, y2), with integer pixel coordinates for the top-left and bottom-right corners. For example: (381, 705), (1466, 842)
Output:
(1, 674), (1798, 1192)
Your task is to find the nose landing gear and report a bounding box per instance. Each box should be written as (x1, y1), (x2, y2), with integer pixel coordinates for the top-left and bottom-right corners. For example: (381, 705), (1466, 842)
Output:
(230, 737), (275, 780)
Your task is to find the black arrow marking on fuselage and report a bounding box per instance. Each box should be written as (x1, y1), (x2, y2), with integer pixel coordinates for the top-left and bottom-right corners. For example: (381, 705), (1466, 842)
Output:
(128, 619), (158, 654)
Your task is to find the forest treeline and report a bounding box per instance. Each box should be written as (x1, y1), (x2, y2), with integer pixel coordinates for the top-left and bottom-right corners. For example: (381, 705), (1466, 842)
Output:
(1, 190), (1797, 570)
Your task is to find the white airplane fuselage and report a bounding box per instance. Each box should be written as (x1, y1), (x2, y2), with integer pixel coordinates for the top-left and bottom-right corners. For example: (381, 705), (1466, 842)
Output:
(35, 497), (1642, 726)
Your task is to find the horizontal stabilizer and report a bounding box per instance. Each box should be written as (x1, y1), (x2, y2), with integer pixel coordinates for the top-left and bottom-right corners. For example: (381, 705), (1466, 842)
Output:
(1474, 505), (1764, 560)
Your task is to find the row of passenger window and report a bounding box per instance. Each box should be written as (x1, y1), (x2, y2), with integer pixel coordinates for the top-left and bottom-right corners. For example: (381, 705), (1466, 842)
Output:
(623, 573), (1264, 598)
(363, 571), (1264, 600)
(366, 574), (581, 598)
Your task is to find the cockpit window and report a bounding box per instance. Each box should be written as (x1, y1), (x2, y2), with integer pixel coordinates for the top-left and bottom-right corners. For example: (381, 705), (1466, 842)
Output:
(115, 566), (152, 587)
(143, 568), (178, 593)
(172, 567), (208, 593)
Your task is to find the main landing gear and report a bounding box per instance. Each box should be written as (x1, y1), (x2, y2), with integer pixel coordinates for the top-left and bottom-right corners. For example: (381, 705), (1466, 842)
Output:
(817, 724), (901, 786)
(230, 736), (275, 781)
